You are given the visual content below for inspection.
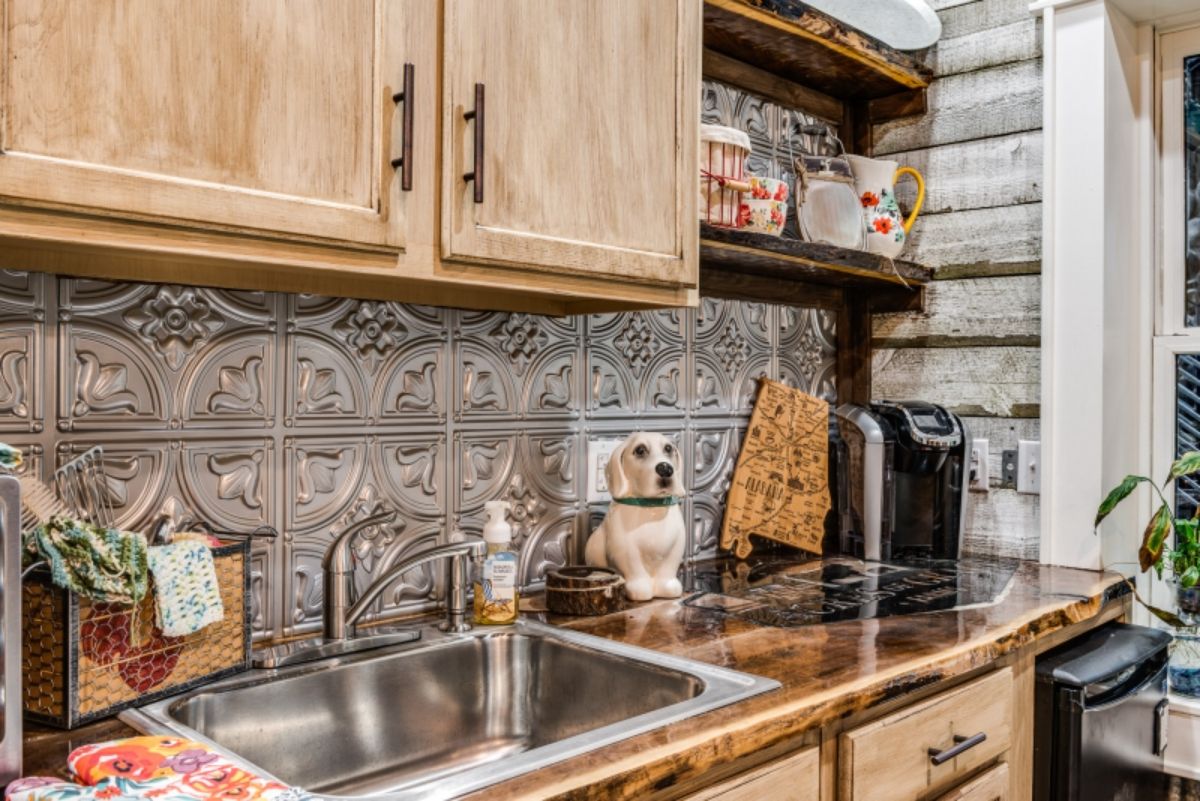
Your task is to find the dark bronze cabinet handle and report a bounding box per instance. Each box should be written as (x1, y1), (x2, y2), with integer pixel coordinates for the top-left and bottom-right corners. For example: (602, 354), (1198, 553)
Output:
(390, 63), (415, 191)
(927, 732), (986, 766)
(462, 83), (484, 203)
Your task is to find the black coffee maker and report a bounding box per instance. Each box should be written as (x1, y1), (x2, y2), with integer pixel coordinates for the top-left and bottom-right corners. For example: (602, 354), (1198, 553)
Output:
(835, 400), (971, 561)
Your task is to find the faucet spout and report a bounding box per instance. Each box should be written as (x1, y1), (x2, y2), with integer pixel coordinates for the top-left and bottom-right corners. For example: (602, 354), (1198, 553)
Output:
(322, 510), (399, 641)
(345, 540), (486, 634)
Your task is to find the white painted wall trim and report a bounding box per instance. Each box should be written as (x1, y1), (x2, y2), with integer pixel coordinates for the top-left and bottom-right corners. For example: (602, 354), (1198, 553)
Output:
(1040, 0), (1154, 569)
(1166, 692), (1200, 780)
(1040, 2), (1059, 565)
(1029, 0), (1097, 15)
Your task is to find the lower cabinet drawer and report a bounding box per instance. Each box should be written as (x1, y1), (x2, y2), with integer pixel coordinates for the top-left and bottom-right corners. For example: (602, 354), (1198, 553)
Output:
(935, 762), (1010, 800)
(840, 668), (1013, 801)
(684, 745), (819, 800)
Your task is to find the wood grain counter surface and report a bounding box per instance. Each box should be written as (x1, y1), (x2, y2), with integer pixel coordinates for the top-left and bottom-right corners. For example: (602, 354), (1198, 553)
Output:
(18, 558), (1128, 800)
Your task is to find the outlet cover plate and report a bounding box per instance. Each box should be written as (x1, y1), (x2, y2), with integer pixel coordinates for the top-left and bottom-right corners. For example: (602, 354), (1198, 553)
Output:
(586, 438), (625, 503)
(1017, 440), (1041, 494)
(969, 438), (989, 492)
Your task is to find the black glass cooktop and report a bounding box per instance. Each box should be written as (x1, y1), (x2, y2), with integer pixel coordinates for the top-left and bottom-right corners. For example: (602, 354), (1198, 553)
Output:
(682, 556), (1019, 628)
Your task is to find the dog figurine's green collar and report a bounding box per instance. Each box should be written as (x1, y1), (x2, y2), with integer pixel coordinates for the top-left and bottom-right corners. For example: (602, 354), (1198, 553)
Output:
(611, 496), (680, 507)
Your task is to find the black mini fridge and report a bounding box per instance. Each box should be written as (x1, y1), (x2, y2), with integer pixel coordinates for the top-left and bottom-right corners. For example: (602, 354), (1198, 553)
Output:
(1034, 622), (1172, 801)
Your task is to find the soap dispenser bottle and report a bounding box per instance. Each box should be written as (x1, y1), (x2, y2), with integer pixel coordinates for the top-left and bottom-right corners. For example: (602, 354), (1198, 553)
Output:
(474, 500), (518, 625)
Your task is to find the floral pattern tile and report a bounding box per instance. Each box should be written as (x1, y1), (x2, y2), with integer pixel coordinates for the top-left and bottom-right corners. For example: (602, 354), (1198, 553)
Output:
(1, 246), (836, 639)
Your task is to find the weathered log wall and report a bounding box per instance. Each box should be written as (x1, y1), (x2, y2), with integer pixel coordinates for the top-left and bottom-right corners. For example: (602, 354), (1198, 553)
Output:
(873, 0), (1042, 558)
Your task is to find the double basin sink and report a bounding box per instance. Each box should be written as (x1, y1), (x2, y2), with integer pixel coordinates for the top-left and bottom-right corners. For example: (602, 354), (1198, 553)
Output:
(123, 620), (779, 799)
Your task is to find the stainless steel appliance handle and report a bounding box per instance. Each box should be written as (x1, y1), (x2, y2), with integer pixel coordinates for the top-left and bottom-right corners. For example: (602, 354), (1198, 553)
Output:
(927, 732), (986, 766)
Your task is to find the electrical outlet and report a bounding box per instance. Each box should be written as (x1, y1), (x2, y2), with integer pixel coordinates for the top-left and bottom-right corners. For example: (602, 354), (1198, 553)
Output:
(1017, 440), (1041, 494)
(1001, 449), (1018, 489)
(586, 438), (624, 503)
(969, 438), (989, 492)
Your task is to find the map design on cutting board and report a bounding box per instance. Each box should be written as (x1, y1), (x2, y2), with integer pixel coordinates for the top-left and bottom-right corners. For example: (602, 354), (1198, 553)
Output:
(720, 378), (830, 558)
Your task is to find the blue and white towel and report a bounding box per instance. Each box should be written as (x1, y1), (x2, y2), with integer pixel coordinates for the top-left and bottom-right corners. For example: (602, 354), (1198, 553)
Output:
(146, 540), (225, 637)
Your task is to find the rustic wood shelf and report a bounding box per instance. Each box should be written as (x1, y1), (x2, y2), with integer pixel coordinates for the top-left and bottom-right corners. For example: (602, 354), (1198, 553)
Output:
(698, 223), (930, 312)
(703, 0), (933, 102)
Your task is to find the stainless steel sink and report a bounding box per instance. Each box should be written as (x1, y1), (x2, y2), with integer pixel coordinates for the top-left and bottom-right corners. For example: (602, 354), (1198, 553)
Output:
(123, 620), (778, 799)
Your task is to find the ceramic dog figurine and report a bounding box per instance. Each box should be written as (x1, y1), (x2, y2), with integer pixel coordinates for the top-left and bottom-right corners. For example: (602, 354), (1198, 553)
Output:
(585, 432), (686, 601)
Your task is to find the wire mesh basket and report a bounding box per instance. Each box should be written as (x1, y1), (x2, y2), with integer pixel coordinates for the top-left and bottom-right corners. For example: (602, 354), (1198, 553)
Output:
(20, 445), (264, 728)
(53, 446), (115, 528)
(700, 124), (752, 228)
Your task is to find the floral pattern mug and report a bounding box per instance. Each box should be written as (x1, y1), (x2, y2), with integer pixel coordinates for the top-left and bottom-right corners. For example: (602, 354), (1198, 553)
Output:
(739, 199), (787, 236)
(747, 176), (789, 204)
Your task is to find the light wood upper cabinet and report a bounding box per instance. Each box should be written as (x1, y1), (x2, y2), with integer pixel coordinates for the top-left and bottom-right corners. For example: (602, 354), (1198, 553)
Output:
(440, 0), (700, 287)
(0, 0), (425, 250)
(0, 1), (697, 312)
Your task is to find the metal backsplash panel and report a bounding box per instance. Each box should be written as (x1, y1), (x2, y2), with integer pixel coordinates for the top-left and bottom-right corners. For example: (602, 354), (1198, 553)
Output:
(4, 272), (834, 641)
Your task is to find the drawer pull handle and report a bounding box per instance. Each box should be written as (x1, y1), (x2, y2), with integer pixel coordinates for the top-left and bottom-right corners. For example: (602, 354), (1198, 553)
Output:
(462, 82), (485, 203)
(389, 63), (415, 191)
(927, 732), (986, 766)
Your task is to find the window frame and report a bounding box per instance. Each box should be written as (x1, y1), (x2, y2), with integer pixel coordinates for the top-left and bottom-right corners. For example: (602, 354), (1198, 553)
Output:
(1151, 24), (1200, 617)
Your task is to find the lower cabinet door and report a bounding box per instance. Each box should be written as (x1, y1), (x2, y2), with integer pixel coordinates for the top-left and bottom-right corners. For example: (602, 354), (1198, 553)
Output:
(840, 668), (1013, 801)
(935, 762), (1010, 801)
(684, 746), (820, 800)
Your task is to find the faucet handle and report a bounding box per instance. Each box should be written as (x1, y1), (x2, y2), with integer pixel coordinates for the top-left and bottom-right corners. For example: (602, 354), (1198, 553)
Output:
(442, 537), (486, 633)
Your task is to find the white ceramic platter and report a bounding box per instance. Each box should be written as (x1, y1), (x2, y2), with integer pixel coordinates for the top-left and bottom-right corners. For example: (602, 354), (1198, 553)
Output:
(804, 0), (942, 51)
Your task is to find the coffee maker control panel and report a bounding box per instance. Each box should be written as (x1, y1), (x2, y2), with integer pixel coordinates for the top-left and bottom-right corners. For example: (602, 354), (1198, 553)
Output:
(876, 400), (962, 448)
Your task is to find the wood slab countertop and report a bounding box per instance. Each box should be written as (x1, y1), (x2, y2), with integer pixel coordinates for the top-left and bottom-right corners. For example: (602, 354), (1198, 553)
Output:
(19, 558), (1128, 800)
(465, 558), (1128, 800)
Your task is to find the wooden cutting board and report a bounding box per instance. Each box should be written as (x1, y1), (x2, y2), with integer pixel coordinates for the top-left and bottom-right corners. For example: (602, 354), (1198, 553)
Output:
(720, 378), (831, 558)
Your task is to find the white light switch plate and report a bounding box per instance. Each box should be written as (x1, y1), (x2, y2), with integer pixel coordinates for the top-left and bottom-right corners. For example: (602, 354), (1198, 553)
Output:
(586, 438), (625, 503)
(969, 438), (989, 492)
(1017, 440), (1041, 494)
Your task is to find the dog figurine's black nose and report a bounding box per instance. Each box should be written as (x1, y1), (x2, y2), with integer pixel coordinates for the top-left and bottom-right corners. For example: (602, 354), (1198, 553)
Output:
(655, 462), (674, 478)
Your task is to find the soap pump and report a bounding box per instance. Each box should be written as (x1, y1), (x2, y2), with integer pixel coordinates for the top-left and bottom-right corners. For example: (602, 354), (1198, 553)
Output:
(474, 500), (518, 625)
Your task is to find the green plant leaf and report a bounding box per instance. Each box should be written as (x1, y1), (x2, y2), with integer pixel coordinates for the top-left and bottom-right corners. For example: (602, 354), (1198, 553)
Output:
(1095, 475), (1153, 529)
(1169, 451), (1200, 482)
(1138, 503), (1172, 572)
(1183, 566), (1200, 588)
(1145, 602), (1190, 628)
(1124, 578), (1190, 628)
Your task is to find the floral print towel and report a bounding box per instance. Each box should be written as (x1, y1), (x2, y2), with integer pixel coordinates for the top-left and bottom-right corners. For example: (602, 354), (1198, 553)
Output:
(147, 542), (224, 637)
(5, 736), (313, 800)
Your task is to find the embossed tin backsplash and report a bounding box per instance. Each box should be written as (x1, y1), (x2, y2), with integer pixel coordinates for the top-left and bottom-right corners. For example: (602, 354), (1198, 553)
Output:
(0, 271), (835, 640)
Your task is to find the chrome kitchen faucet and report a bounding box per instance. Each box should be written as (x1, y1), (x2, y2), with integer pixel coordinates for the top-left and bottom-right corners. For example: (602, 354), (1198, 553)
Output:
(324, 512), (485, 639)
(253, 510), (486, 669)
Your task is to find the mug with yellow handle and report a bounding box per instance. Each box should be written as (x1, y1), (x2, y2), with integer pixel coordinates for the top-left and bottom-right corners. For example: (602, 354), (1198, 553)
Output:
(845, 155), (925, 258)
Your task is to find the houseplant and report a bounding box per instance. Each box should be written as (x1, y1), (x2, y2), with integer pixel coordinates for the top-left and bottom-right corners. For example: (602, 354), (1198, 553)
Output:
(1096, 451), (1200, 694)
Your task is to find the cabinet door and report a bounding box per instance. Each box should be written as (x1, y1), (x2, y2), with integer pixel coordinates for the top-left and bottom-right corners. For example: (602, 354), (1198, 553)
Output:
(683, 746), (819, 801)
(441, 0), (700, 286)
(0, 0), (425, 250)
(934, 762), (1009, 801)
(840, 669), (1013, 801)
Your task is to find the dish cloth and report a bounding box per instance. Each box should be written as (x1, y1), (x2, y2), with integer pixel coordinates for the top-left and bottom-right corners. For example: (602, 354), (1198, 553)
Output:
(147, 541), (225, 637)
(5, 735), (314, 800)
(24, 517), (149, 605)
